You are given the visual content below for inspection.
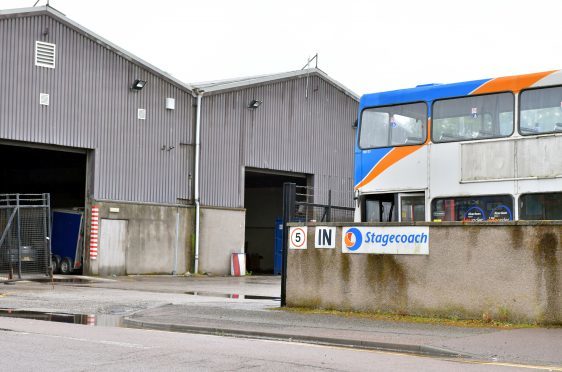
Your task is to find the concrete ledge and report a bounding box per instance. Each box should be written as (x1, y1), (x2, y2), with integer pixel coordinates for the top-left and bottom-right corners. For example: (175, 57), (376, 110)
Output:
(288, 220), (562, 227)
(123, 317), (467, 358)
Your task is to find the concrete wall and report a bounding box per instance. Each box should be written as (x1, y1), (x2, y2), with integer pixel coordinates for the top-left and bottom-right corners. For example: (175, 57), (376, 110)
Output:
(199, 207), (245, 275)
(88, 201), (194, 275)
(287, 222), (561, 325)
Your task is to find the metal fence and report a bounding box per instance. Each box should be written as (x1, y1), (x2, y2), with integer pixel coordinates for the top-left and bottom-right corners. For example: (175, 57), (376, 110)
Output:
(0, 194), (51, 280)
(281, 183), (354, 305)
(292, 185), (355, 223)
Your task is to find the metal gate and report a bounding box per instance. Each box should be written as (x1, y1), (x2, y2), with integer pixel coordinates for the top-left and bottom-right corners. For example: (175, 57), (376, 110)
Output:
(280, 183), (354, 305)
(0, 194), (51, 280)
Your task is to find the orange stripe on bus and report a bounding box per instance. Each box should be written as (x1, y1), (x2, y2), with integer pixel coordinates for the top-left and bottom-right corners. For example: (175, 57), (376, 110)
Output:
(471, 70), (556, 94)
(355, 145), (423, 189)
(355, 119), (431, 190)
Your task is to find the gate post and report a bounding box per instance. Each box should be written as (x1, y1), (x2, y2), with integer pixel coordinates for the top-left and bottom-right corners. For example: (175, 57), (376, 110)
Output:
(16, 194), (22, 279)
(44, 193), (52, 276)
(281, 182), (296, 307)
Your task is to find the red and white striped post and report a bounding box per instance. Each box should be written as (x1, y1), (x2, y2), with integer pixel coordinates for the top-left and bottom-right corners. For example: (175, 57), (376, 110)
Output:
(90, 206), (99, 260)
(231, 253), (246, 277)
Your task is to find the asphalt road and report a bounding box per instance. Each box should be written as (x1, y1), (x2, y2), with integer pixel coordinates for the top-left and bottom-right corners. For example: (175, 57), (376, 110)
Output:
(1, 276), (559, 371)
(0, 317), (542, 372)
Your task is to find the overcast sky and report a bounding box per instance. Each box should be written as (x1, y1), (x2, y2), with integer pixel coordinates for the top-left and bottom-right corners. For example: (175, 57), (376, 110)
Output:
(1, 0), (561, 95)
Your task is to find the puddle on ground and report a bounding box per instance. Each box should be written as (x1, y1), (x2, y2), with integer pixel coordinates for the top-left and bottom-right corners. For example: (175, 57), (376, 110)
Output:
(0, 308), (123, 327)
(185, 291), (280, 301)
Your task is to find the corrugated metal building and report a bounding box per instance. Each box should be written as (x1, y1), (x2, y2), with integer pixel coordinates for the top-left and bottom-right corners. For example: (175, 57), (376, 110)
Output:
(0, 6), (195, 204)
(196, 70), (358, 208)
(193, 71), (358, 273)
(0, 6), (359, 276)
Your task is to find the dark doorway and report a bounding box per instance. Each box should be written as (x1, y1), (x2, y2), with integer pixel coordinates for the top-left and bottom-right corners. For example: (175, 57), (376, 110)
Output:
(244, 170), (307, 274)
(0, 144), (87, 209)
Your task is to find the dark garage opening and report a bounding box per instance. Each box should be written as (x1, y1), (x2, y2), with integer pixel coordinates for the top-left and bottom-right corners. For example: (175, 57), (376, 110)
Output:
(0, 143), (89, 275)
(244, 169), (307, 274)
(0, 144), (87, 209)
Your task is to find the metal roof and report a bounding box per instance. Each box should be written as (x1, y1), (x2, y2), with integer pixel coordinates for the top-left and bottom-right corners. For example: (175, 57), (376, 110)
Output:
(0, 6), (358, 101)
(192, 68), (359, 101)
(0, 5), (194, 94)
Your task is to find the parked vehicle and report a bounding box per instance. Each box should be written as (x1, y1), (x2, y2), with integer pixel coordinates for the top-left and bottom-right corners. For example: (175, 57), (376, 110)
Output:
(51, 210), (84, 274)
(355, 70), (562, 222)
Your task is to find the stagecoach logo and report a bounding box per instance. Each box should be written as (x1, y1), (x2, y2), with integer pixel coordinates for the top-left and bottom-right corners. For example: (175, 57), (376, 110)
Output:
(342, 226), (429, 255)
(344, 227), (363, 251)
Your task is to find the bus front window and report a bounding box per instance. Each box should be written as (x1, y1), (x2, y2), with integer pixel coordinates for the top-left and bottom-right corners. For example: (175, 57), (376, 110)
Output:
(359, 102), (427, 149)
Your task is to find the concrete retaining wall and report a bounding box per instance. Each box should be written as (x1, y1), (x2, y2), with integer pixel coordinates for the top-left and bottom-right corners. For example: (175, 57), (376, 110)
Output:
(83, 202), (245, 276)
(88, 202), (194, 275)
(199, 207), (245, 275)
(287, 222), (561, 324)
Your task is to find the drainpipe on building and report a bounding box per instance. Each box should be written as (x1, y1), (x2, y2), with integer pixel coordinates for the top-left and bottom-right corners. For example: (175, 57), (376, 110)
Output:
(193, 92), (203, 274)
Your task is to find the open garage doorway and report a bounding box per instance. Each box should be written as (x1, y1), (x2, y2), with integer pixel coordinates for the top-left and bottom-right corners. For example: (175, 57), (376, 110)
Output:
(0, 143), (87, 208)
(0, 142), (90, 274)
(244, 169), (308, 274)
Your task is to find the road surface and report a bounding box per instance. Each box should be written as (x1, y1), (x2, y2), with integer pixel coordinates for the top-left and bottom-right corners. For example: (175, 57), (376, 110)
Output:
(0, 317), (552, 372)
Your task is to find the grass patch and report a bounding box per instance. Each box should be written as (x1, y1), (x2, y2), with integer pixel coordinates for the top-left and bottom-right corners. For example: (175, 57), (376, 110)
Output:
(270, 307), (538, 329)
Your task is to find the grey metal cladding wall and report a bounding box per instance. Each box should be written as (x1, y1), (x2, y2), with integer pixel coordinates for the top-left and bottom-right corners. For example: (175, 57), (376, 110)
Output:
(200, 92), (243, 207)
(200, 75), (358, 208)
(0, 15), (194, 204)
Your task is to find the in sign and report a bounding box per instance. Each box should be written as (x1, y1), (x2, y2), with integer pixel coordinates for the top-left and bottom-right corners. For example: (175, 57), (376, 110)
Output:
(315, 226), (336, 249)
(289, 227), (307, 250)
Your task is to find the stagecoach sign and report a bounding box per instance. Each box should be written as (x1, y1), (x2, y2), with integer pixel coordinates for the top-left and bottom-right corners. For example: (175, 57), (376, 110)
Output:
(342, 226), (429, 255)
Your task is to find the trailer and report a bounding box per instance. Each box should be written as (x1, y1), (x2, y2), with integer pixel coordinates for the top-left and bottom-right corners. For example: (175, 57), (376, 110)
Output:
(50, 210), (84, 274)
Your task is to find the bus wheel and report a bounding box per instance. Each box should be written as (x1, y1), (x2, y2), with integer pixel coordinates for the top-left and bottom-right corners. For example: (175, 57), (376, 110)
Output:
(52, 255), (62, 274)
(60, 257), (73, 275)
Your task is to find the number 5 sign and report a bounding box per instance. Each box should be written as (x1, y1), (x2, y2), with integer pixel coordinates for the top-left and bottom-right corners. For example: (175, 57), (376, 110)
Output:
(289, 227), (308, 250)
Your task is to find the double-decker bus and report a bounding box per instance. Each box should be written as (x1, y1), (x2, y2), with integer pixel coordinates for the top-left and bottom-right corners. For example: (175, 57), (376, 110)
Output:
(355, 70), (562, 222)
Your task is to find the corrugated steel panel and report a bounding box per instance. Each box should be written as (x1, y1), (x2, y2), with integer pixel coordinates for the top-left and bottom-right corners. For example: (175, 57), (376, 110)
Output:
(200, 75), (358, 208)
(0, 14), (194, 204)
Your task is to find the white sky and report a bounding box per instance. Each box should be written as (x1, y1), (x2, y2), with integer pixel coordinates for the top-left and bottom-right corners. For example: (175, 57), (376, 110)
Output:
(1, 0), (561, 95)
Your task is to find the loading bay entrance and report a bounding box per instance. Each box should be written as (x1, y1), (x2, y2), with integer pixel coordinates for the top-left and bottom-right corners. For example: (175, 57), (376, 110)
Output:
(0, 142), (89, 275)
(244, 169), (308, 274)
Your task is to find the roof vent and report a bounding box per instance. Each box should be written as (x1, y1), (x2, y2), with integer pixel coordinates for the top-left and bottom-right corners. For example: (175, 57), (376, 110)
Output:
(35, 41), (56, 69)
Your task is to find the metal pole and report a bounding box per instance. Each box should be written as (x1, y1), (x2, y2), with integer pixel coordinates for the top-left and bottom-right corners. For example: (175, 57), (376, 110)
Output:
(16, 194), (22, 279)
(281, 182), (296, 307)
(43, 193), (50, 276)
(193, 93), (203, 274)
(173, 207), (179, 275)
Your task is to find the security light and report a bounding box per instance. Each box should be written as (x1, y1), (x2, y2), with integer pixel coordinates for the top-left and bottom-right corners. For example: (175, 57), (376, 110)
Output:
(132, 79), (147, 90)
(248, 99), (262, 109)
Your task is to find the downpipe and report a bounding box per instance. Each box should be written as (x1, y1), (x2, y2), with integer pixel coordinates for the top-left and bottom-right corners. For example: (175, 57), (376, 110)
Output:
(194, 92), (203, 274)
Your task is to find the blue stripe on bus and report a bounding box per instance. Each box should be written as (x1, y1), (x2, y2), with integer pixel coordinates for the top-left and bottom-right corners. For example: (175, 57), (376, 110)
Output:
(354, 147), (393, 186)
(358, 78), (491, 113)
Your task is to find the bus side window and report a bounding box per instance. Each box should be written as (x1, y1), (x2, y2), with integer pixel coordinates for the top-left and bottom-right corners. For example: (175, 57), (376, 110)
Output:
(520, 192), (562, 220)
(520, 86), (562, 135)
(431, 195), (514, 222)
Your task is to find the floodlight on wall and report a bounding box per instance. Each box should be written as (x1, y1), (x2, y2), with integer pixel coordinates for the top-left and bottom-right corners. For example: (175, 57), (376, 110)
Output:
(248, 99), (262, 109)
(131, 79), (147, 90)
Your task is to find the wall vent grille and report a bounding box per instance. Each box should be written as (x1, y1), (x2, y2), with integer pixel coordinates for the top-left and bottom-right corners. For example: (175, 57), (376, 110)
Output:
(35, 41), (56, 68)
